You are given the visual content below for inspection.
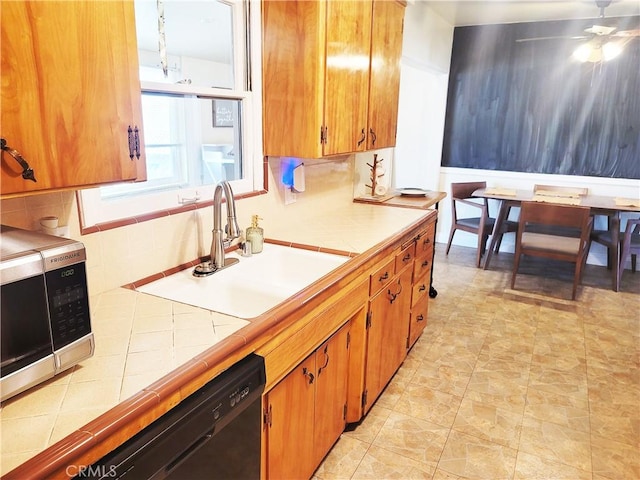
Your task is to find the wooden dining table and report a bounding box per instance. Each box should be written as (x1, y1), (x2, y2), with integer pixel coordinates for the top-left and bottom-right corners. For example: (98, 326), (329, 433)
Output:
(473, 187), (640, 292)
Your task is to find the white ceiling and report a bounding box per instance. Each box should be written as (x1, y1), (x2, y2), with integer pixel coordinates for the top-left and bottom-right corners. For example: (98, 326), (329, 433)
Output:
(419, 0), (640, 26)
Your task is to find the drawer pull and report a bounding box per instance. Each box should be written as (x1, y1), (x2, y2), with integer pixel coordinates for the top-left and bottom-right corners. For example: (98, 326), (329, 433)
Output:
(379, 271), (389, 282)
(402, 253), (411, 263)
(419, 284), (427, 292)
(421, 260), (429, 268)
(417, 314), (425, 322)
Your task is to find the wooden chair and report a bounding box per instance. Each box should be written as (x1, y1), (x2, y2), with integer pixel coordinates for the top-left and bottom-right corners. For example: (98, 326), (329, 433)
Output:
(511, 201), (593, 300)
(446, 181), (517, 267)
(619, 218), (640, 289)
(589, 214), (636, 275)
(590, 219), (617, 270)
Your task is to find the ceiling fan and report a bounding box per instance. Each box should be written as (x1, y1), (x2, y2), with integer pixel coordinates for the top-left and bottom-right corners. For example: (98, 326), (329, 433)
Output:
(516, 0), (640, 63)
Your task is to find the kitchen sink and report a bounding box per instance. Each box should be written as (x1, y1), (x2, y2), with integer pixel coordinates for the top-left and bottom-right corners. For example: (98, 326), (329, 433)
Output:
(137, 243), (350, 318)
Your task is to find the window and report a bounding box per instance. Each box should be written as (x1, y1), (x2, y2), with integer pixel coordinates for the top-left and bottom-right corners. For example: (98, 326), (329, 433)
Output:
(79, 0), (262, 228)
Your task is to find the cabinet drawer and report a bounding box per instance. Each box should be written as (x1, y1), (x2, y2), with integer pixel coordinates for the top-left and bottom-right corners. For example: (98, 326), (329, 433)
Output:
(408, 295), (429, 348)
(411, 272), (430, 307)
(415, 223), (436, 260)
(370, 257), (395, 296)
(413, 254), (433, 280)
(395, 243), (415, 273)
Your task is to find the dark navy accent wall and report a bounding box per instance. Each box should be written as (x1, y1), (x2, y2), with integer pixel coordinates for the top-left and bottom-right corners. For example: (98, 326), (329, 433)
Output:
(442, 17), (640, 179)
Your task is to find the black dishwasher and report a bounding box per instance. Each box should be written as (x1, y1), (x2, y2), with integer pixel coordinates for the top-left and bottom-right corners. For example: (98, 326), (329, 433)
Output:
(77, 354), (265, 480)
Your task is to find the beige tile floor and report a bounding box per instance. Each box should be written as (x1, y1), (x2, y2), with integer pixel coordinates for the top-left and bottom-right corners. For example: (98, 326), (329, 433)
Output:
(314, 243), (640, 480)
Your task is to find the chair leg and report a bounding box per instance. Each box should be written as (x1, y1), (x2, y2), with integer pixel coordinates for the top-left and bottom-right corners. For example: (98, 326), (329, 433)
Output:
(446, 227), (456, 256)
(572, 258), (584, 301)
(511, 253), (522, 290)
(476, 233), (489, 268)
(618, 243), (633, 288)
(633, 254), (637, 273)
(494, 233), (504, 253)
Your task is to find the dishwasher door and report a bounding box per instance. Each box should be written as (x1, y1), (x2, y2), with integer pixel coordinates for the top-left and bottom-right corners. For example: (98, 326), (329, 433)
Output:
(78, 354), (265, 480)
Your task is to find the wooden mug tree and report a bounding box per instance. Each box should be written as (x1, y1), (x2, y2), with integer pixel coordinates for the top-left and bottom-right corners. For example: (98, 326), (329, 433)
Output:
(365, 154), (385, 196)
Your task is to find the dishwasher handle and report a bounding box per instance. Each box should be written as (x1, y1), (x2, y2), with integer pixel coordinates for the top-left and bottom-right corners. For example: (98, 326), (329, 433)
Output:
(165, 430), (215, 474)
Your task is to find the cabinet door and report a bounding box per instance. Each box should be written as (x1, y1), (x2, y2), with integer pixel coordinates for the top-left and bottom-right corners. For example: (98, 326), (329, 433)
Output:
(323, 0), (372, 156)
(1, 1), (145, 196)
(265, 356), (316, 480)
(314, 323), (350, 466)
(262, 0), (326, 158)
(364, 266), (412, 413)
(367, 0), (405, 150)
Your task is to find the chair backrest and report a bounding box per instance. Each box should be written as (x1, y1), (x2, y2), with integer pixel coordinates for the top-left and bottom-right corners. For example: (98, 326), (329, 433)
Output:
(533, 184), (589, 197)
(451, 181), (487, 200)
(519, 201), (592, 237)
(624, 218), (640, 250)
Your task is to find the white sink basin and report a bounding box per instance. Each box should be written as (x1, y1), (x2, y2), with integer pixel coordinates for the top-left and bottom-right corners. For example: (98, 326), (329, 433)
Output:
(137, 244), (349, 318)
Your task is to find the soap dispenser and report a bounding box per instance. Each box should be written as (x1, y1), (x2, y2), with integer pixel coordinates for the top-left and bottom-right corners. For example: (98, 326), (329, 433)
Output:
(246, 215), (264, 253)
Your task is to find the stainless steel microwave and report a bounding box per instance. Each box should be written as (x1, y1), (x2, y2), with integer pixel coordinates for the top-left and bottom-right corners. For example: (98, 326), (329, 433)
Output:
(1, 225), (94, 402)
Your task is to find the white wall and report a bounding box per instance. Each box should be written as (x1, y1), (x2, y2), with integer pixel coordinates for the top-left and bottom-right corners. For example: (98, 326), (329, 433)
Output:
(394, 3), (452, 191)
(394, 2), (640, 268)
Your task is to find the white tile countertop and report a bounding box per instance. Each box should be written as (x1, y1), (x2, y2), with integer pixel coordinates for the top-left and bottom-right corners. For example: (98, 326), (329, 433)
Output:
(0, 202), (431, 475)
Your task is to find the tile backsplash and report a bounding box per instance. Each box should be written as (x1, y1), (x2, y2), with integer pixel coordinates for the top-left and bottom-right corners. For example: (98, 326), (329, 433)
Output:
(0, 156), (356, 296)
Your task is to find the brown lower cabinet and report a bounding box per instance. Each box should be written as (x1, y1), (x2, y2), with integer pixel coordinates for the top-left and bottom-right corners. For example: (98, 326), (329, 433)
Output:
(263, 323), (351, 480)
(362, 265), (412, 414)
(262, 213), (437, 478)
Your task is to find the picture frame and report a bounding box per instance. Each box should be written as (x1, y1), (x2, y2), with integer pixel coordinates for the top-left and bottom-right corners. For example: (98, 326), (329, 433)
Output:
(212, 99), (234, 127)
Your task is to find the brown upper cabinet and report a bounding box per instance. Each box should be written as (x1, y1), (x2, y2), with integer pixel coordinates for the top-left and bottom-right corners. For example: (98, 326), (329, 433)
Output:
(262, 0), (405, 158)
(1, 1), (146, 197)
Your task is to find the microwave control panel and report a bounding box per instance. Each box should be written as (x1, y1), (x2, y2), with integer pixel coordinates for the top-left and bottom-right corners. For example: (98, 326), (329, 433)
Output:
(46, 262), (91, 350)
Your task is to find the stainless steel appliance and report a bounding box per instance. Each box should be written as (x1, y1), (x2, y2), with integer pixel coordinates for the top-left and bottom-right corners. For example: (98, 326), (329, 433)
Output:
(78, 354), (266, 480)
(1, 225), (94, 402)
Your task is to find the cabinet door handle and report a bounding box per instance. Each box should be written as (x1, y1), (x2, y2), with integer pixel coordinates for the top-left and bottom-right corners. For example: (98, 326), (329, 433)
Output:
(134, 126), (141, 159)
(0, 138), (37, 182)
(357, 128), (366, 147)
(387, 279), (402, 304)
(318, 346), (330, 376)
(303, 367), (315, 384)
(369, 127), (377, 146)
(127, 126), (135, 160)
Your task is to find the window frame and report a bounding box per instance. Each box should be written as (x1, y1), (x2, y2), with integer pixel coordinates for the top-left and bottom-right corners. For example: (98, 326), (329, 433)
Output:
(77, 0), (264, 232)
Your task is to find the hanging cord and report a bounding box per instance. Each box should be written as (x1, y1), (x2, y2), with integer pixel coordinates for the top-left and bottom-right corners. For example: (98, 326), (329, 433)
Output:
(157, 0), (168, 78)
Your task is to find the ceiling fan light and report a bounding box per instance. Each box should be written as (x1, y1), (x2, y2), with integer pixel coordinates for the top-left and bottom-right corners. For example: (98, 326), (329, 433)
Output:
(602, 41), (623, 60)
(573, 44), (593, 62)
